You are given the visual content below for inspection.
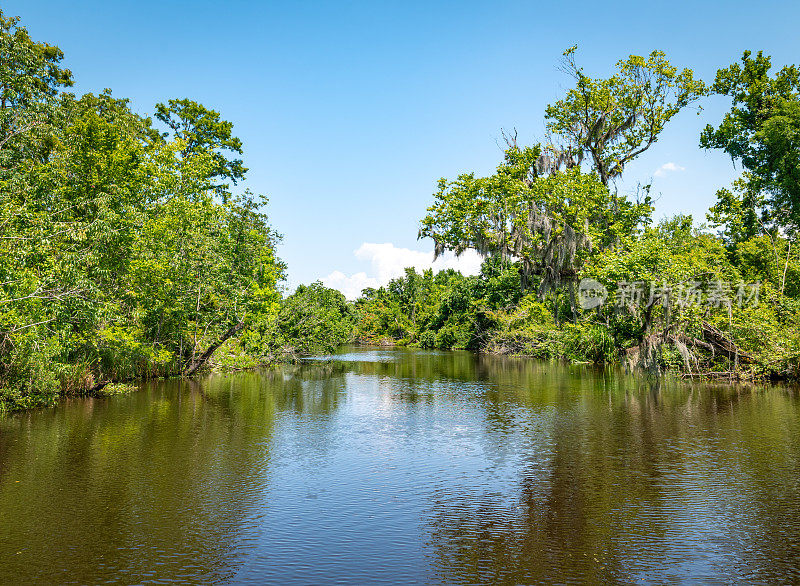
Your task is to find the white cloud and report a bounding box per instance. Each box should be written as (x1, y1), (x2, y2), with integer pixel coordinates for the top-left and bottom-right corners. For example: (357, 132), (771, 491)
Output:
(321, 270), (379, 301)
(654, 162), (686, 177)
(322, 242), (484, 300)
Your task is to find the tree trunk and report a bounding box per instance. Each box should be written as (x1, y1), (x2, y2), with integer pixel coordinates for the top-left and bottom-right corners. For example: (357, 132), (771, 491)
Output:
(184, 320), (246, 376)
(701, 321), (754, 364)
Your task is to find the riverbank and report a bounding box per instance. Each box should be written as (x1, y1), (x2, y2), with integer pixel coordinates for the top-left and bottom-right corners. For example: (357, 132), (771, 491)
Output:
(351, 255), (800, 384)
(362, 319), (798, 384)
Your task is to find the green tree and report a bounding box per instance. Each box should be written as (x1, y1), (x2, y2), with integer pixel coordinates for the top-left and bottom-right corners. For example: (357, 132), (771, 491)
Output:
(0, 11), (286, 410)
(419, 49), (700, 303)
(0, 9), (72, 165)
(546, 47), (706, 186)
(154, 98), (247, 198)
(259, 283), (355, 356)
(419, 144), (651, 299)
(701, 50), (800, 236)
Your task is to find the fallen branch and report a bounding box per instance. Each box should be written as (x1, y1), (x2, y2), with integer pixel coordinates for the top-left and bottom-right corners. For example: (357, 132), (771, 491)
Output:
(184, 320), (246, 376)
(701, 321), (754, 364)
(670, 333), (715, 354)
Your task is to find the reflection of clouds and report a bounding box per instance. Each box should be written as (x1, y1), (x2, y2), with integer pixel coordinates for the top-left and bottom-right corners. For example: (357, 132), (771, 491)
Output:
(2, 349), (798, 583)
(308, 349), (400, 363)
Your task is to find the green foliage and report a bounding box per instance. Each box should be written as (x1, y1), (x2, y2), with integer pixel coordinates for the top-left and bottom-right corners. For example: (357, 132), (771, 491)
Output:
(706, 175), (765, 244)
(419, 49), (703, 314)
(728, 296), (800, 376)
(276, 283), (355, 355)
(362, 213), (798, 378)
(546, 47), (706, 185)
(3, 19), (800, 414)
(355, 266), (621, 364)
(0, 12), (285, 411)
(391, 48), (797, 380)
(155, 98), (247, 198)
(560, 323), (617, 363)
(356, 268), (485, 350)
(482, 293), (558, 358)
(244, 282), (356, 359)
(419, 145), (652, 297)
(735, 235), (800, 297)
(0, 9), (73, 169)
(419, 51), (707, 303)
(702, 50), (800, 236)
(93, 382), (137, 397)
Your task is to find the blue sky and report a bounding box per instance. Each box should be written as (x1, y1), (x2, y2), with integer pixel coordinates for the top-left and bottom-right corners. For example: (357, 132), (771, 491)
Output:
(7, 0), (800, 296)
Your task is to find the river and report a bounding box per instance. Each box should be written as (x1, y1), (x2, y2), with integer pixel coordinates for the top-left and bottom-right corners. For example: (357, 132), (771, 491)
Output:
(1, 347), (799, 584)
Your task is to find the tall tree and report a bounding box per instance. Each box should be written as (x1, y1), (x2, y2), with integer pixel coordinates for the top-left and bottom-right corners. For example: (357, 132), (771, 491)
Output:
(0, 11), (286, 409)
(545, 47), (706, 186)
(701, 50), (800, 237)
(419, 144), (651, 298)
(154, 98), (246, 198)
(0, 9), (73, 168)
(420, 48), (699, 302)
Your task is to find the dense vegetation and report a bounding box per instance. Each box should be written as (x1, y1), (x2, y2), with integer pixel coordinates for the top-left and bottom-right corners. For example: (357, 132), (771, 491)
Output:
(0, 12), (328, 411)
(1, 13), (798, 412)
(356, 49), (800, 380)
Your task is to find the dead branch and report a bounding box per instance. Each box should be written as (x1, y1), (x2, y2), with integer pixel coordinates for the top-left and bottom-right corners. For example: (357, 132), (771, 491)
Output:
(184, 320), (246, 376)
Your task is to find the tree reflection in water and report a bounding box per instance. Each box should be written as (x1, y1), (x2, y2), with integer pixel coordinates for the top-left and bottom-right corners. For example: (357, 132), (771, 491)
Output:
(0, 348), (798, 584)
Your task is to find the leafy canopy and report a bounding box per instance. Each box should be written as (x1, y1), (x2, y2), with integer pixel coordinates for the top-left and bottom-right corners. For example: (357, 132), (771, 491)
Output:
(155, 98), (247, 198)
(701, 50), (800, 237)
(419, 143), (651, 297)
(546, 47), (706, 185)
